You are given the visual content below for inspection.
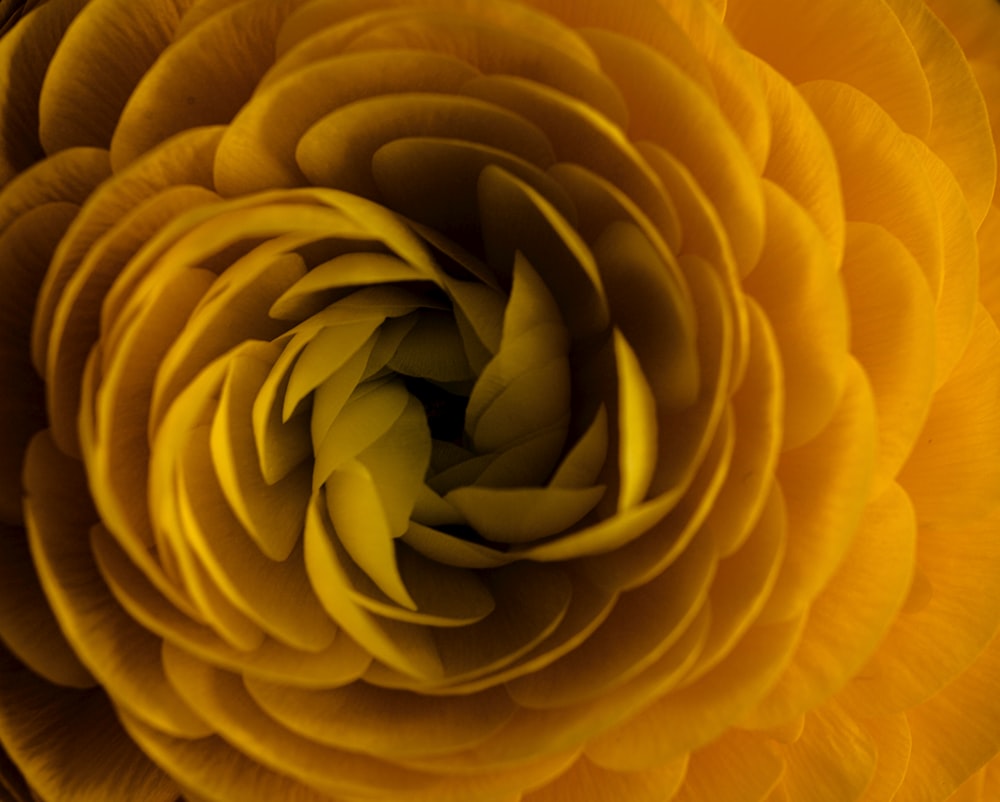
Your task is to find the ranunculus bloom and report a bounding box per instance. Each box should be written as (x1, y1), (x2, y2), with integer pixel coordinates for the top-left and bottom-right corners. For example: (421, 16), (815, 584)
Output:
(2, 0), (1000, 800)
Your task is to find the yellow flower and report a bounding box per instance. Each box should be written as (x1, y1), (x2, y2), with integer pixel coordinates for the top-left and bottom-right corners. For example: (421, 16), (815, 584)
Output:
(1, 0), (999, 800)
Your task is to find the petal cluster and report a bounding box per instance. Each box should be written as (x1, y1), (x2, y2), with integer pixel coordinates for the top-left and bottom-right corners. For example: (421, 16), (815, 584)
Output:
(0, 1), (999, 801)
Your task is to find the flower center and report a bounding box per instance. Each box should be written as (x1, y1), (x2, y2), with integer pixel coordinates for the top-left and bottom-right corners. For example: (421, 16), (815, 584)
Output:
(403, 376), (468, 445)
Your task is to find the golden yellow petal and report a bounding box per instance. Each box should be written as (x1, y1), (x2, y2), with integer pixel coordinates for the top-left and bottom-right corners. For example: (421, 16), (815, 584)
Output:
(895, 628), (1000, 801)
(899, 307), (1000, 526)
(0, 524), (92, 688)
(296, 92), (555, 198)
(157, 647), (574, 801)
(841, 221), (936, 491)
(801, 79), (943, 296)
(779, 702), (877, 802)
(244, 677), (515, 759)
(109, 0), (304, 170)
(520, 755), (687, 802)
(37, 0), (192, 153)
(176, 434), (336, 651)
(402, 610), (707, 772)
(692, 485), (785, 680)
(912, 138), (981, 391)
(740, 482), (916, 729)
(0, 646), (178, 802)
(93, 525), (372, 689)
(45, 184), (222, 460)
(703, 299), (781, 557)
(582, 616), (803, 769)
(0, 201), (75, 522)
(886, 0), (996, 227)
(856, 712), (912, 802)
(211, 349), (312, 562)
(595, 221), (697, 415)
(674, 729), (783, 802)
(24, 432), (212, 739)
(505, 529), (713, 709)
(479, 166), (609, 337)
(726, 0), (932, 136)
(763, 361), (877, 622)
(841, 513), (1000, 716)
(743, 181), (848, 450)
(592, 26), (764, 274)
(0, 0), (88, 182)
(216, 49), (478, 195)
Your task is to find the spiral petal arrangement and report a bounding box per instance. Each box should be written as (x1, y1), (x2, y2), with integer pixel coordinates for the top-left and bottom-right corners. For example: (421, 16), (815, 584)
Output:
(2, 0), (1000, 800)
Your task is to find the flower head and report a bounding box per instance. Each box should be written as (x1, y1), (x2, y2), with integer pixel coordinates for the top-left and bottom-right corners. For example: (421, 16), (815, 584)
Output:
(1, 1), (1000, 800)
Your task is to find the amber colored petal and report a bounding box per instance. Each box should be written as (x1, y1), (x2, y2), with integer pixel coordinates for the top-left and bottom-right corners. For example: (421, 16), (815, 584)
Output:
(0, 743), (32, 802)
(661, 0), (772, 169)
(504, 530), (714, 709)
(119, 713), (342, 802)
(589, 26), (764, 274)
(109, 0), (304, 170)
(691, 485), (785, 681)
(460, 72), (681, 253)
(0, 644), (178, 802)
(0, 202), (75, 523)
(841, 221), (936, 491)
(565, 259), (732, 583)
(740, 482), (916, 729)
(742, 181), (848, 450)
(525, 0), (714, 105)
(0, 146), (108, 236)
(0, 0), (87, 182)
(856, 712), (912, 802)
(763, 361), (877, 623)
(155, 649), (575, 802)
(520, 755), (687, 802)
(945, 771), (986, 802)
(210, 343), (313, 562)
(320, 7), (628, 124)
(777, 702), (877, 802)
(0, 525), (92, 689)
(634, 144), (750, 386)
(148, 241), (308, 429)
(581, 616), (803, 770)
(244, 676), (516, 759)
(215, 49), (478, 195)
(45, 184), (222, 461)
(38, 0), (195, 153)
(981, 206), (1000, 330)
(159, 647), (441, 799)
(726, 0), (932, 136)
(887, 0), (996, 228)
(840, 511), (1000, 716)
(24, 432), (212, 739)
(297, 93), (555, 200)
(894, 627), (1000, 801)
(752, 56), (844, 265)
(672, 728), (780, 801)
(34, 127), (223, 459)
(92, 524), (373, 689)
(477, 165), (609, 341)
(911, 138), (981, 392)
(176, 433), (335, 651)
(396, 612), (708, 773)
(800, 79), (943, 303)
(701, 298), (781, 558)
(899, 308), (1000, 527)
(593, 221), (697, 416)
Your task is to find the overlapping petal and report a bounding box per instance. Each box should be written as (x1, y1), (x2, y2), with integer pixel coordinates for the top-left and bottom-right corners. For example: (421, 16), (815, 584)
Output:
(0, 0), (999, 800)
